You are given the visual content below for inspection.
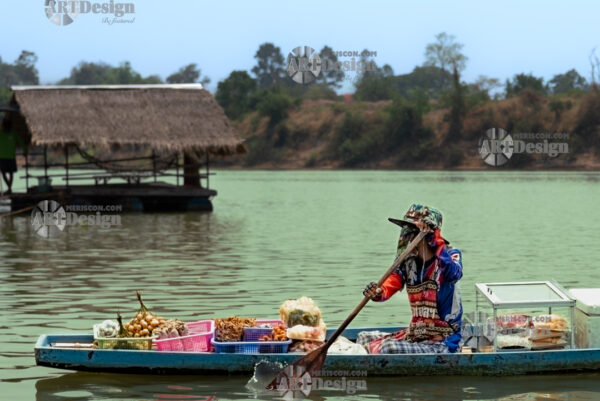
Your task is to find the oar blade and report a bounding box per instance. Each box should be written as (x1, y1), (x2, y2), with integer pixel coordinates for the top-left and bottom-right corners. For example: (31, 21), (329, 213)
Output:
(265, 345), (328, 391)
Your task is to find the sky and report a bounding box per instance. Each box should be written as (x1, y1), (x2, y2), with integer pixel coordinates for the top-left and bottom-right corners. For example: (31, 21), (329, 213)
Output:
(2, 0), (600, 93)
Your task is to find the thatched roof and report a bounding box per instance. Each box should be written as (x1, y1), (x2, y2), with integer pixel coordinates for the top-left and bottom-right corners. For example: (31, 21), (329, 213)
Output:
(8, 84), (246, 156)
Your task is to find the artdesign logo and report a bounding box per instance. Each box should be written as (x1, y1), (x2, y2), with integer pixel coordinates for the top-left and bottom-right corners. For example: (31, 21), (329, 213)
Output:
(275, 365), (312, 400)
(44, 0), (135, 26)
(286, 46), (321, 84)
(30, 200), (122, 238)
(286, 45), (377, 85)
(270, 365), (367, 399)
(478, 128), (513, 166)
(478, 128), (569, 167)
(31, 200), (67, 238)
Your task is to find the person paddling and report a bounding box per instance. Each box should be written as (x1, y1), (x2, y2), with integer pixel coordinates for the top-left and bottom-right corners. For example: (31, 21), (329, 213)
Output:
(358, 204), (463, 354)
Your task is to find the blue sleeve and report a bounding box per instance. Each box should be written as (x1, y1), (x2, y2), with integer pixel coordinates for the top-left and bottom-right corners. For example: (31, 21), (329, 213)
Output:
(438, 248), (463, 283)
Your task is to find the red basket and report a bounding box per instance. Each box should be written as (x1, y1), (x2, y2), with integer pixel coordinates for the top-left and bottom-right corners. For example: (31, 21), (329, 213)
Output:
(155, 320), (214, 352)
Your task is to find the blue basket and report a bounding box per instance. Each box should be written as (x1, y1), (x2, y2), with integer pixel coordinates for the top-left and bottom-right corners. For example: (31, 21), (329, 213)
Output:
(211, 338), (291, 354)
(243, 327), (274, 341)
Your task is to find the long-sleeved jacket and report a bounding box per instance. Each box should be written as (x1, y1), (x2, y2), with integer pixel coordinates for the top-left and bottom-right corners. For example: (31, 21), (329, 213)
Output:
(375, 247), (464, 352)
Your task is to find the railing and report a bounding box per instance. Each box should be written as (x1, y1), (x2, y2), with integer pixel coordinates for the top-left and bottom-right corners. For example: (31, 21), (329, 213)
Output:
(18, 146), (212, 191)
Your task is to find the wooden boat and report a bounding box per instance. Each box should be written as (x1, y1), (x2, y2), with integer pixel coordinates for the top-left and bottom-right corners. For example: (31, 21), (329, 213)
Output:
(35, 327), (600, 376)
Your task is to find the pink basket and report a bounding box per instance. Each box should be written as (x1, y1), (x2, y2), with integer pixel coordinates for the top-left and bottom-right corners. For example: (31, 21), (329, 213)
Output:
(155, 320), (215, 352)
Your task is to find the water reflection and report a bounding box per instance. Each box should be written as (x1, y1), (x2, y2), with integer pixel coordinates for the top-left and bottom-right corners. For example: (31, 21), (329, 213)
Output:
(35, 372), (600, 401)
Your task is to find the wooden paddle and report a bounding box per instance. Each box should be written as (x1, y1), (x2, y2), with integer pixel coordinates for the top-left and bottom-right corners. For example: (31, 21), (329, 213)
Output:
(266, 229), (430, 390)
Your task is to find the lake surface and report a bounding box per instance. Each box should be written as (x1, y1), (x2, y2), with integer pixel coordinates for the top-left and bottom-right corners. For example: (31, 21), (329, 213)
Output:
(1, 169), (600, 400)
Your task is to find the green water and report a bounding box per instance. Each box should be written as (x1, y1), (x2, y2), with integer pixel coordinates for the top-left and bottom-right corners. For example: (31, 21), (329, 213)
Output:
(1, 169), (600, 400)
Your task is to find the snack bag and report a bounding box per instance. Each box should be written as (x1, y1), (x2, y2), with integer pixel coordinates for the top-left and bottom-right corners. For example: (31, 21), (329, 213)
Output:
(286, 320), (327, 341)
(279, 297), (322, 327)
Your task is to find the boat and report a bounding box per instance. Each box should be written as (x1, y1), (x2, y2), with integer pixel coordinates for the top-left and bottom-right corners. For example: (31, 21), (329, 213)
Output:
(35, 326), (600, 376)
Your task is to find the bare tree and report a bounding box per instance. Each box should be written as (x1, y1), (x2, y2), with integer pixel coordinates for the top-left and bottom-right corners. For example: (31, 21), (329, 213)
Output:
(590, 47), (600, 89)
(424, 32), (467, 87)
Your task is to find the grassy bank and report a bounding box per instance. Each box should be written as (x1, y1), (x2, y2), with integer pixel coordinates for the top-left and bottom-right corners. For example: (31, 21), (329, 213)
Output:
(227, 89), (600, 170)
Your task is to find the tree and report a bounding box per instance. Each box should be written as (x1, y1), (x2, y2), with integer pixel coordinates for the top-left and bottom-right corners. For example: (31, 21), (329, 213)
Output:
(13, 51), (40, 85)
(393, 65), (453, 99)
(215, 70), (257, 120)
(254, 87), (294, 126)
(252, 43), (285, 88)
(424, 32), (467, 86)
(469, 75), (501, 96)
(166, 63), (210, 85)
(59, 61), (162, 85)
(0, 50), (40, 104)
(549, 69), (587, 94)
(353, 52), (395, 101)
(505, 73), (546, 97)
(423, 34), (468, 141)
(447, 66), (466, 141)
(315, 45), (344, 88)
(0, 50), (40, 87)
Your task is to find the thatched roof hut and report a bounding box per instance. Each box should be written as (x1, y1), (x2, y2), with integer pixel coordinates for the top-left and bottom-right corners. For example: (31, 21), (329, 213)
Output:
(7, 84), (246, 156)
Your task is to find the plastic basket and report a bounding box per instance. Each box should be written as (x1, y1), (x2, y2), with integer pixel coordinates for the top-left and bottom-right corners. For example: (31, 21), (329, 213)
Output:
(186, 320), (214, 334)
(93, 324), (154, 350)
(211, 338), (291, 354)
(154, 320), (215, 352)
(243, 319), (284, 341)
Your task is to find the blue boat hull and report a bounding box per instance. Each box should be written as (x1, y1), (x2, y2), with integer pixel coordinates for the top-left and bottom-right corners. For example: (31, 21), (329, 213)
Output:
(35, 327), (600, 376)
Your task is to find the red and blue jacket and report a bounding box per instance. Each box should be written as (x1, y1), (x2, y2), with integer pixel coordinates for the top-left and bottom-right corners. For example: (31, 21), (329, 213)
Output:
(374, 246), (463, 352)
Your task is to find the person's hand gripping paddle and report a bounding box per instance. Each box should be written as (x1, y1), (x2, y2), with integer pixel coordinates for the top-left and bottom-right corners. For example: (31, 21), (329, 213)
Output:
(266, 229), (430, 390)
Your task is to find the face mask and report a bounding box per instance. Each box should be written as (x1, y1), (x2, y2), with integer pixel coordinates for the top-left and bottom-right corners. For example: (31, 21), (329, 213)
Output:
(396, 225), (418, 257)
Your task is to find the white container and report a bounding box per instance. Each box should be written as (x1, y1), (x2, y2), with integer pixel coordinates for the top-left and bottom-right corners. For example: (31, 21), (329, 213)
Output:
(569, 288), (600, 348)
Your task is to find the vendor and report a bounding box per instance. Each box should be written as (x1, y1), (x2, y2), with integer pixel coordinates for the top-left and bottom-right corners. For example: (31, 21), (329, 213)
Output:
(358, 204), (463, 354)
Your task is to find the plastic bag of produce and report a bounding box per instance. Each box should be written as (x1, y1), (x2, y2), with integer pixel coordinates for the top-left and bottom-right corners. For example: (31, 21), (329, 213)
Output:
(279, 297), (322, 327)
(96, 320), (119, 338)
(286, 320), (326, 341)
(327, 336), (368, 355)
(289, 340), (323, 353)
(496, 334), (532, 349)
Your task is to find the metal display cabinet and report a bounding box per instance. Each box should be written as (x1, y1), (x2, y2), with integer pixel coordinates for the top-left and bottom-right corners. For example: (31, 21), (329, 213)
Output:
(475, 281), (576, 351)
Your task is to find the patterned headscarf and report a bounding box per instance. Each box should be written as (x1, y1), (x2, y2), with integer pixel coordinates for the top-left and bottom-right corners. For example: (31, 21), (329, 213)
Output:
(396, 225), (419, 257)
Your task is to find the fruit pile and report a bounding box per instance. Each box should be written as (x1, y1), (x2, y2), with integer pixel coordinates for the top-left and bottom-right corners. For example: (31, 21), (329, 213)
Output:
(124, 291), (166, 337)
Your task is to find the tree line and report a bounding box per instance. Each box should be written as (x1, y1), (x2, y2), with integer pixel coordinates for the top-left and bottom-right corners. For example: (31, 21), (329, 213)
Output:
(1, 35), (599, 168)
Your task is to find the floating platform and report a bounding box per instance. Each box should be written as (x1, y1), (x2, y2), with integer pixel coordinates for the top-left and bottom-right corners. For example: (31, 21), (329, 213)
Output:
(6, 182), (216, 212)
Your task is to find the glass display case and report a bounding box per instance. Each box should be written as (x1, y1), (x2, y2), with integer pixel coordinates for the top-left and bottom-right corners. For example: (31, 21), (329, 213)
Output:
(475, 280), (575, 351)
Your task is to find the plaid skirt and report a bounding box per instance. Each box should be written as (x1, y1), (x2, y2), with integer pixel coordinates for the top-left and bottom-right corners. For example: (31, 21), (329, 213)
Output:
(356, 330), (449, 354)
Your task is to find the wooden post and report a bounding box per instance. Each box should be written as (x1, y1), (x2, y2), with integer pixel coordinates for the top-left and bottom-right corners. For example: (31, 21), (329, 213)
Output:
(25, 147), (29, 192)
(175, 152), (180, 186)
(65, 145), (69, 188)
(43, 145), (48, 179)
(206, 153), (210, 190)
(152, 150), (157, 183)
